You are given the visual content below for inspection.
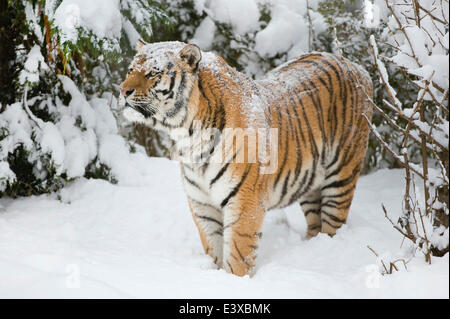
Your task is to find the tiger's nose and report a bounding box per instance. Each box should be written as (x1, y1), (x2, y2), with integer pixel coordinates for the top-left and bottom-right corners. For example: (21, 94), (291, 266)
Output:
(121, 88), (135, 97)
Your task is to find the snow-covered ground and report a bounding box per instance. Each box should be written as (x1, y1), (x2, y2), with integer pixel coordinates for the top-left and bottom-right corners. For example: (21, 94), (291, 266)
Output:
(0, 157), (448, 298)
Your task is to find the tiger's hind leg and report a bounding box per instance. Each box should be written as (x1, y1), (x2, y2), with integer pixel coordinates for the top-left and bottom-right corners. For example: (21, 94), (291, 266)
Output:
(300, 190), (323, 238)
(320, 166), (361, 236)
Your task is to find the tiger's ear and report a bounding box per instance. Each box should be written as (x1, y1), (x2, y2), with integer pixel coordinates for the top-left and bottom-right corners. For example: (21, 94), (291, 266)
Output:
(136, 39), (146, 51)
(180, 44), (202, 71)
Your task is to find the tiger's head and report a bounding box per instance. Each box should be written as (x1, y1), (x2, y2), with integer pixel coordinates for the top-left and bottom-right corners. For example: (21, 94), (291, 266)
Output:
(120, 40), (202, 129)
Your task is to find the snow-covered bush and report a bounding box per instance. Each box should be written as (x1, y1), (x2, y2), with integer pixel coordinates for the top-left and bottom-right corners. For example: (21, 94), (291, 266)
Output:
(155, 0), (328, 78)
(368, 0), (449, 260)
(0, 0), (171, 197)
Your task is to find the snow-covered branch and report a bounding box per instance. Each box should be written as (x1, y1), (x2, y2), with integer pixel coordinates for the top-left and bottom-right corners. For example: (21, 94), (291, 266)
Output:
(369, 0), (449, 260)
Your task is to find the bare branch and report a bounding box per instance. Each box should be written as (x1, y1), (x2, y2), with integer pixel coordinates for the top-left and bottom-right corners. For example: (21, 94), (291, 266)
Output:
(364, 114), (425, 178)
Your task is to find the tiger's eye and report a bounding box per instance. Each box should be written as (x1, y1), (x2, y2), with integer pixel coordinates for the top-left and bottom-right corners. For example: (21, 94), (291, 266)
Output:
(145, 70), (161, 79)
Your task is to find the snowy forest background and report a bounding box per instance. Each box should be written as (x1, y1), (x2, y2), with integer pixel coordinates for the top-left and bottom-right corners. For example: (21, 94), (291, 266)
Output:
(0, 0), (448, 298)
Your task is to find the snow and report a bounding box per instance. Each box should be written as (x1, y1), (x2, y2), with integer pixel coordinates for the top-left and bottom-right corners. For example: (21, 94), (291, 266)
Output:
(122, 18), (141, 47)
(0, 162), (15, 192)
(54, 0), (122, 44)
(370, 35), (402, 109)
(254, 2), (326, 59)
(134, 41), (186, 72)
(384, 0), (449, 104)
(208, 0), (260, 35)
(1, 70), (142, 186)
(0, 158), (447, 298)
(19, 45), (49, 85)
(39, 122), (66, 170)
(191, 16), (216, 51)
(0, 102), (34, 151)
(254, 4), (308, 58)
(187, 0), (328, 77)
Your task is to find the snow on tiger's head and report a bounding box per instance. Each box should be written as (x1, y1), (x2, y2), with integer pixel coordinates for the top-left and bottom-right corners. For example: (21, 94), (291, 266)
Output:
(120, 40), (202, 128)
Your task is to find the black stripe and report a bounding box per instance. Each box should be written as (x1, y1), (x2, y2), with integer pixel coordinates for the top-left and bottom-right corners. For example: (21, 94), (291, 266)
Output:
(195, 214), (223, 227)
(321, 166), (360, 190)
(321, 218), (339, 228)
(294, 70), (327, 163)
(300, 199), (321, 206)
(304, 209), (321, 216)
(233, 241), (249, 266)
(210, 152), (238, 186)
(184, 175), (206, 193)
(286, 89), (303, 188)
(188, 197), (221, 212)
(220, 167), (251, 208)
(287, 169), (310, 205)
(274, 170), (291, 207)
(321, 185), (355, 199)
(155, 73), (176, 96)
(321, 198), (352, 209)
(321, 211), (346, 224)
(165, 72), (186, 117)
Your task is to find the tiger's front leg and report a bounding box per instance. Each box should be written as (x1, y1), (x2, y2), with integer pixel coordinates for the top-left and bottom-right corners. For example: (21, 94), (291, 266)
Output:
(188, 199), (224, 267)
(222, 195), (266, 277)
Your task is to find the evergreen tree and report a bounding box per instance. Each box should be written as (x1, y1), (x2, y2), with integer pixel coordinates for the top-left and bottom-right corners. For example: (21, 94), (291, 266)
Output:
(0, 0), (172, 197)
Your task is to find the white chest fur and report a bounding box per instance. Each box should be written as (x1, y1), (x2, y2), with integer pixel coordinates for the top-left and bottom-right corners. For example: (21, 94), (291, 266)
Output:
(181, 163), (235, 209)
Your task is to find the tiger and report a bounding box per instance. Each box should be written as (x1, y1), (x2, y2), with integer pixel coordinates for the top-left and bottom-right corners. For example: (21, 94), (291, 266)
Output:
(120, 40), (373, 277)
